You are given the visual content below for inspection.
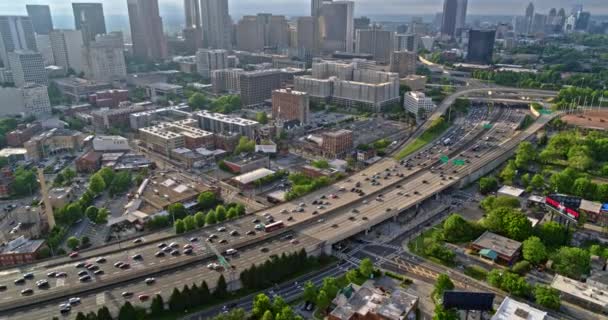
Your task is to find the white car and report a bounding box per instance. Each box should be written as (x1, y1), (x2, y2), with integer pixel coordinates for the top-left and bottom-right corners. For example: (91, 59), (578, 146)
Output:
(217, 226), (227, 232)
(68, 297), (81, 305)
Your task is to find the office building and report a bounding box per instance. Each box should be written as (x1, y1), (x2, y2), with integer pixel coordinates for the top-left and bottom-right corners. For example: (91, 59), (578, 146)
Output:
(72, 3), (106, 44)
(129, 105), (190, 130)
(183, 27), (203, 53)
(311, 0), (324, 16)
(34, 35), (54, 66)
(551, 275), (608, 313)
(239, 69), (283, 107)
(390, 51), (416, 77)
(296, 17), (316, 52)
(184, 0), (201, 28)
(53, 77), (112, 102)
(25, 5), (53, 35)
(6, 122), (42, 147)
(200, 0), (232, 49)
(49, 30), (84, 74)
(400, 75), (427, 91)
(139, 119), (214, 156)
(455, 0), (468, 33)
(531, 14), (547, 34)
(354, 16), (371, 31)
(467, 29), (496, 64)
(0, 84), (50, 116)
(91, 104), (148, 129)
(236, 14), (289, 52)
(322, 129), (353, 158)
(395, 33), (418, 52)
(356, 28), (394, 64)
(8, 51), (47, 87)
(196, 49), (228, 78)
(195, 110), (260, 139)
(441, 0), (458, 38)
(403, 91), (435, 118)
(146, 82), (184, 102)
(211, 68), (243, 94)
(575, 12), (591, 31)
(84, 33), (127, 81)
(24, 128), (83, 160)
(89, 89), (129, 108)
(318, 1), (354, 53)
(0, 16), (37, 67)
(127, 0), (167, 61)
(272, 88), (310, 124)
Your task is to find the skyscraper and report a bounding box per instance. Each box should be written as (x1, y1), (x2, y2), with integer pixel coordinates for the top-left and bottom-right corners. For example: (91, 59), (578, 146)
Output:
(49, 29), (84, 74)
(196, 49), (228, 78)
(311, 0), (325, 16)
(0, 16), (37, 68)
(72, 3), (106, 44)
(318, 1), (354, 53)
(8, 50), (48, 87)
(390, 51), (417, 77)
(466, 29), (495, 65)
(236, 14), (289, 52)
(455, 0), (468, 32)
(296, 17), (315, 52)
(395, 34), (419, 52)
(441, 0), (458, 38)
(525, 2), (535, 19)
(84, 33), (127, 81)
(127, 0), (167, 61)
(25, 5), (53, 35)
(200, 0), (232, 49)
(355, 28), (394, 64)
(184, 0), (201, 28)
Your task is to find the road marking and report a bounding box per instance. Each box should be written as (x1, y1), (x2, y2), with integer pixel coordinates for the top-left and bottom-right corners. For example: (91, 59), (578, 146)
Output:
(96, 293), (106, 305)
(56, 279), (65, 287)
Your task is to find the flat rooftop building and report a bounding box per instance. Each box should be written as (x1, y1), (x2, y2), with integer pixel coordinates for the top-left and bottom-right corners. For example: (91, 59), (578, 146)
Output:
(194, 110), (259, 139)
(491, 297), (547, 320)
(139, 119), (214, 156)
(552, 274), (608, 313)
(470, 231), (522, 265)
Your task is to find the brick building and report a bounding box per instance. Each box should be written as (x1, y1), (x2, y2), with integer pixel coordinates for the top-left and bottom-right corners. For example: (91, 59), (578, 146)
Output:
(322, 129), (353, 158)
(89, 89), (129, 108)
(0, 167), (14, 198)
(6, 122), (42, 147)
(75, 150), (102, 173)
(0, 236), (45, 267)
(271, 88), (310, 124)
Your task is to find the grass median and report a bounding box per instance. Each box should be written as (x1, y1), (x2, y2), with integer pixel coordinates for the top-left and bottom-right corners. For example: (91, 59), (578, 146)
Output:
(395, 116), (449, 160)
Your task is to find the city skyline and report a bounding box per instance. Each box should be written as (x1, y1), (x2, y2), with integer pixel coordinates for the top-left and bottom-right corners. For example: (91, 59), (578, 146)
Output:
(1, 0), (607, 18)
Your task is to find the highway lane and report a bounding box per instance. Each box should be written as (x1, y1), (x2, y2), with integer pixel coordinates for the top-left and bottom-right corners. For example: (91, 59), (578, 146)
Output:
(3, 233), (321, 320)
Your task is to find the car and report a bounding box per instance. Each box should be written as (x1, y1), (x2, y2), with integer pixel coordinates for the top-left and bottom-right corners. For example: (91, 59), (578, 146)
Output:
(77, 270), (88, 277)
(68, 297), (81, 305)
(207, 263), (220, 270)
(114, 261), (124, 268)
(23, 272), (34, 280)
(20, 288), (33, 295)
(69, 252), (79, 258)
(219, 239), (228, 244)
(121, 291), (133, 298)
(280, 209), (288, 214)
(317, 205), (325, 210)
(84, 263), (93, 269)
(311, 210), (319, 215)
(184, 248), (193, 255)
(260, 247), (269, 253)
(290, 239), (299, 244)
(47, 271), (57, 278)
(94, 269), (104, 276)
(132, 237), (144, 244)
(155, 251), (165, 257)
(139, 294), (150, 301)
(59, 304), (71, 314)
(229, 230), (239, 236)
(132, 254), (143, 260)
(144, 278), (155, 285)
(119, 263), (130, 269)
(87, 265), (99, 271)
(189, 237), (199, 242)
(74, 262), (86, 268)
(78, 275), (91, 282)
(56, 272), (67, 278)
(252, 218), (260, 224)
(157, 243), (167, 248)
(183, 244), (193, 249)
(36, 280), (49, 288)
(246, 230), (255, 236)
(169, 242), (179, 248)
(386, 208), (392, 212)
(217, 226), (227, 232)
(171, 250), (180, 256)
(208, 234), (218, 239)
(287, 216), (294, 221)
(95, 257), (107, 263)
(0, 285), (7, 291)
(162, 246), (173, 253)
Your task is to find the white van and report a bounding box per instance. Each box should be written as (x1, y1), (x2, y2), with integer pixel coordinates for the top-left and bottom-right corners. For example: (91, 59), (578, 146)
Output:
(226, 248), (238, 255)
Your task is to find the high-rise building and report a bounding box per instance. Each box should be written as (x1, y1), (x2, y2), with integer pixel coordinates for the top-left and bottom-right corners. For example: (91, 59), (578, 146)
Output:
(236, 14), (289, 52)
(72, 3), (106, 44)
(183, 27), (203, 53)
(211, 68), (243, 94)
(321, 129), (353, 158)
(200, 0), (232, 49)
(196, 49), (228, 78)
(272, 88), (310, 124)
(441, 0), (458, 38)
(575, 12), (591, 31)
(318, 1), (354, 53)
(395, 33), (419, 52)
(455, 0), (468, 32)
(531, 13), (547, 34)
(525, 2), (535, 19)
(83, 33), (127, 81)
(354, 17), (371, 31)
(0, 83), (51, 115)
(0, 16), (37, 67)
(184, 0), (201, 28)
(239, 69), (283, 107)
(355, 28), (394, 64)
(311, 0), (325, 16)
(390, 51), (417, 77)
(8, 50), (48, 87)
(25, 5), (53, 35)
(34, 34), (54, 65)
(49, 29), (84, 74)
(466, 29), (495, 65)
(403, 91), (435, 118)
(296, 17), (316, 52)
(127, 0), (167, 61)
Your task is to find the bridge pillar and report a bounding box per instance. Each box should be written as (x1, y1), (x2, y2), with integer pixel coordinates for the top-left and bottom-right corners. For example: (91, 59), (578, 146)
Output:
(323, 243), (332, 256)
(435, 193), (439, 200)
(365, 228), (370, 235)
(393, 214), (398, 222)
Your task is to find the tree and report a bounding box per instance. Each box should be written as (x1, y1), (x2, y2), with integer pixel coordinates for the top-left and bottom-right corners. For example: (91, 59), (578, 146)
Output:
(81, 236), (90, 247)
(150, 294), (165, 316)
(66, 236), (80, 250)
(552, 247), (590, 279)
(312, 159), (330, 169)
(321, 277), (339, 299)
(531, 173), (545, 190)
(442, 214), (474, 242)
(302, 281), (318, 303)
(215, 205), (227, 222)
(234, 136), (255, 155)
(108, 171), (132, 197)
(480, 195), (520, 212)
(89, 174), (106, 194)
(174, 219), (185, 234)
(75, 313), (87, 320)
(261, 310), (274, 320)
(188, 92), (207, 109)
(12, 167), (38, 196)
(345, 269), (361, 284)
(359, 258), (374, 278)
(433, 274), (454, 301)
(256, 112), (268, 124)
(512, 260), (531, 275)
(168, 203), (187, 220)
(97, 306), (112, 320)
(198, 191), (217, 210)
(272, 296), (287, 315)
(538, 221), (568, 247)
(500, 272), (531, 297)
(522, 236), (547, 264)
(235, 203), (246, 216)
(253, 293), (273, 318)
(194, 211), (206, 228)
(316, 290), (331, 313)
(214, 274), (228, 298)
(503, 210), (533, 241)
(227, 207), (238, 219)
(95, 208), (109, 224)
(433, 304), (459, 320)
(515, 141), (535, 168)
(534, 285), (561, 310)
(499, 160), (517, 185)
(479, 176), (499, 194)
(118, 302), (137, 320)
(487, 269), (503, 287)
(205, 210), (217, 225)
(85, 206), (99, 221)
(183, 215), (197, 231)
(169, 288), (184, 312)
(97, 167), (115, 186)
(276, 306), (296, 320)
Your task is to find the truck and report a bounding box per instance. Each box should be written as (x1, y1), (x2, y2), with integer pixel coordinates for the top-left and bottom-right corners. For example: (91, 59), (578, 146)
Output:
(265, 220), (284, 232)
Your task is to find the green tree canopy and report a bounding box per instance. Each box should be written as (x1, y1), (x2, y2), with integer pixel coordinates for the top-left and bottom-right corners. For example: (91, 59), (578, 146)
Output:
(66, 236), (80, 250)
(198, 191), (218, 210)
(359, 258), (374, 278)
(205, 210), (217, 225)
(534, 285), (561, 310)
(89, 174), (106, 194)
(479, 176), (498, 194)
(515, 141), (535, 168)
(215, 205), (227, 222)
(188, 92), (207, 109)
(552, 247), (590, 279)
(256, 112), (268, 124)
(522, 236), (547, 264)
(174, 219), (185, 234)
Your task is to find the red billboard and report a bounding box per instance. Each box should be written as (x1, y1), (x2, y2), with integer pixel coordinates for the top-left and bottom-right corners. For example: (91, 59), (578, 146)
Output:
(545, 196), (580, 220)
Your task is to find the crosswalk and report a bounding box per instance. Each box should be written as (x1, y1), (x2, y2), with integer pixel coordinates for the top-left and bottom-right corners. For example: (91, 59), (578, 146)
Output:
(96, 293), (106, 306)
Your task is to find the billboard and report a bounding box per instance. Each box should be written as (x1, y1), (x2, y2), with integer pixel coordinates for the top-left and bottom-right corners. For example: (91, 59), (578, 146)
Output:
(545, 195), (580, 220)
(443, 291), (495, 311)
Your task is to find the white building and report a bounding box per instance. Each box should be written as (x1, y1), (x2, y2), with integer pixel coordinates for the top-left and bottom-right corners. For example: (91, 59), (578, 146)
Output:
(84, 33), (127, 82)
(92, 135), (130, 152)
(491, 297), (547, 320)
(196, 49), (228, 78)
(403, 91), (436, 117)
(211, 68), (243, 94)
(0, 83), (51, 116)
(49, 30), (84, 74)
(194, 110), (259, 139)
(146, 83), (184, 102)
(8, 51), (48, 87)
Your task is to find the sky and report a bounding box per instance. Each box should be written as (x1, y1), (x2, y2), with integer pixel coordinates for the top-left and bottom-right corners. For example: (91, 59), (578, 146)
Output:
(2, 0), (607, 17)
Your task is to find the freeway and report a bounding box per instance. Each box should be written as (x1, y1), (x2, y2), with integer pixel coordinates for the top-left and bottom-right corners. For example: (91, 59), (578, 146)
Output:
(2, 232), (321, 319)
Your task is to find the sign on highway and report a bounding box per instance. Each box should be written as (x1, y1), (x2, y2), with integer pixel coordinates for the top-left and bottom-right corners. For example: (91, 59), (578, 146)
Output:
(440, 155), (449, 164)
(452, 159), (466, 166)
(540, 109), (552, 115)
(483, 123), (493, 129)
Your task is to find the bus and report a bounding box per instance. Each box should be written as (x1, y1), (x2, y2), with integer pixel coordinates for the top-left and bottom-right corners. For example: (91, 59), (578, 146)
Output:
(265, 221), (284, 232)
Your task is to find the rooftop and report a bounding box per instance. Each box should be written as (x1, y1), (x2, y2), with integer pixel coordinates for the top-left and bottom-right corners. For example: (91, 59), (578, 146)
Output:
(148, 82), (183, 91)
(472, 231), (522, 258)
(580, 199), (602, 214)
(491, 297), (547, 320)
(551, 274), (608, 309)
(232, 168), (275, 185)
(498, 185), (525, 198)
(0, 148), (27, 157)
(0, 236), (44, 255)
(195, 110), (259, 126)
